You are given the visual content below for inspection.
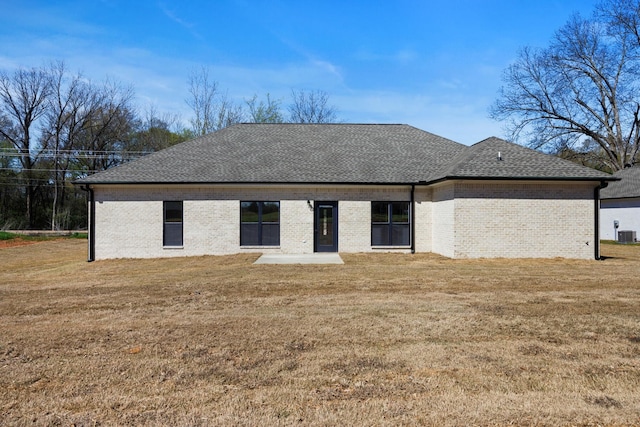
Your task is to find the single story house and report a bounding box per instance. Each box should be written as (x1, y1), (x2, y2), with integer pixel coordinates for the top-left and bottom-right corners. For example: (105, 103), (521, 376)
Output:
(600, 166), (640, 241)
(75, 123), (614, 261)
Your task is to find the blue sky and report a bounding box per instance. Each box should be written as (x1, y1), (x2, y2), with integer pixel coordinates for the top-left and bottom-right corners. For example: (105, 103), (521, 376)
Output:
(0, 0), (599, 145)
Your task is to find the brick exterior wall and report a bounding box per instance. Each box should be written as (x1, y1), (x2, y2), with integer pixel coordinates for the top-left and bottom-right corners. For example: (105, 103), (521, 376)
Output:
(413, 188), (433, 253)
(431, 181), (596, 259)
(431, 183), (455, 258)
(91, 181), (597, 260)
(92, 185), (414, 259)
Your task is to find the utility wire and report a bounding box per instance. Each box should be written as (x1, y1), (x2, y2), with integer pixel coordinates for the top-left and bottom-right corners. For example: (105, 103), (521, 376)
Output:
(0, 152), (149, 159)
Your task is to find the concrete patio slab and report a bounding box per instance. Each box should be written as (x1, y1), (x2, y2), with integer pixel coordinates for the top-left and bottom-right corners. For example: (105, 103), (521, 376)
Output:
(254, 253), (344, 265)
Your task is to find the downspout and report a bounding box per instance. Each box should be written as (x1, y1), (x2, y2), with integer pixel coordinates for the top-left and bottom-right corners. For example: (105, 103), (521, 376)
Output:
(81, 185), (95, 262)
(594, 180), (608, 260)
(410, 184), (416, 254)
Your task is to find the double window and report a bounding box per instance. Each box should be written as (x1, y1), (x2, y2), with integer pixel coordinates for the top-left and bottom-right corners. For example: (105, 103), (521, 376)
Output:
(163, 201), (183, 246)
(371, 201), (410, 246)
(240, 201), (280, 246)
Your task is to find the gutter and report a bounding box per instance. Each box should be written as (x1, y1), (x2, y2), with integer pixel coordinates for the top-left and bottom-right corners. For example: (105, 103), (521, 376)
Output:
(80, 174), (617, 186)
(80, 185), (95, 262)
(423, 175), (619, 186)
(73, 180), (423, 186)
(594, 180), (609, 260)
(410, 184), (416, 254)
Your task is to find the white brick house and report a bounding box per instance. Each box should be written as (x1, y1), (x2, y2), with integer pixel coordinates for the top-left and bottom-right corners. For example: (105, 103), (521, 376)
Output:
(76, 124), (614, 260)
(600, 166), (640, 241)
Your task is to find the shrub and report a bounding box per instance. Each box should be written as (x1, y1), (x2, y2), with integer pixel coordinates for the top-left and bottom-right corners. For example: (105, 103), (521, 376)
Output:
(0, 231), (16, 241)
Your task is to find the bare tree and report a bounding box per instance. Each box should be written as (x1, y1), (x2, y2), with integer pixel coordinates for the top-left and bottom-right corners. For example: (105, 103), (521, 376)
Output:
(490, 2), (640, 171)
(42, 61), (130, 229)
(75, 79), (137, 174)
(186, 67), (243, 135)
(288, 89), (339, 124)
(0, 61), (159, 230)
(0, 139), (21, 228)
(0, 66), (51, 227)
(601, 0), (640, 45)
(214, 92), (244, 130)
(186, 66), (217, 135)
(43, 61), (87, 230)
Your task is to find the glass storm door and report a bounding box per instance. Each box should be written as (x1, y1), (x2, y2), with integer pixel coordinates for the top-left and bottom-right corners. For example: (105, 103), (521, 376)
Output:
(315, 202), (338, 252)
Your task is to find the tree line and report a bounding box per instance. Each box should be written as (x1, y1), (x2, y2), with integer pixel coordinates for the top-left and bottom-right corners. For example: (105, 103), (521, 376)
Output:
(0, 63), (339, 230)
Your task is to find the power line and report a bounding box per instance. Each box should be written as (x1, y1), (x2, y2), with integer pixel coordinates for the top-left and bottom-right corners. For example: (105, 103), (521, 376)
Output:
(0, 167), (100, 173)
(0, 152), (149, 160)
(0, 148), (149, 153)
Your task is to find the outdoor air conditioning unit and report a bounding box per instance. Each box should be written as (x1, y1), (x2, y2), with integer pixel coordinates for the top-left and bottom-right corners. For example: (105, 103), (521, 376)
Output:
(617, 230), (637, 243)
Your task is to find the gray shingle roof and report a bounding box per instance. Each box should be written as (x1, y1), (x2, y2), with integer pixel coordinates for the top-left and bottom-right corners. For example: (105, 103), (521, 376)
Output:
(76, 124), (614, 185)
(432, 137), (613, 181)
(600, 166), (640, 199)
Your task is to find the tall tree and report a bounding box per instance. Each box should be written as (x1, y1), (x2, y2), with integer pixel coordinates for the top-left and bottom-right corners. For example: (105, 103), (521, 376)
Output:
(246, 93), (284, 123)
(490, 0), (640, 171)
(0, 61), (176, 230)
(185, 67), (243, 135)
(74, 81), (136, 174)
(186, 66), (217, 135)
(601, 0), (640, 45)
(0, 66), (51, 227)
(213, 92), (244, 130)
(0, 139), (22, 228)
(127, 107), (190, 154)
(43, 61), (98, 229)
(555, 138), (611, 172)
(288, 89), (339, 124)
(43, 67), (136, 229)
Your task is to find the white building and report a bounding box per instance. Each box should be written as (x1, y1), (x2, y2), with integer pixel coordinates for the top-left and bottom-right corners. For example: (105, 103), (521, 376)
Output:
(600, 167), (640, 242)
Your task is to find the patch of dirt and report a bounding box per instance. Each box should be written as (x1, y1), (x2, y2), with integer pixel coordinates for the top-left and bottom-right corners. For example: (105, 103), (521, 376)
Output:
(0, 238), (46, 249)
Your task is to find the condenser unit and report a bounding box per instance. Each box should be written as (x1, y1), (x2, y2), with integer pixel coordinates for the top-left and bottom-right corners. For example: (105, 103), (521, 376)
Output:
(617, 230), (637, 243)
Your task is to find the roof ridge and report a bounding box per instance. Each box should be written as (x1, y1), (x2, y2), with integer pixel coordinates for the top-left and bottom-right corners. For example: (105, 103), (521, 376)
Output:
(469, 136), (504, 146)
(434, 136), (508, 178)
(434, 145), (474, 178)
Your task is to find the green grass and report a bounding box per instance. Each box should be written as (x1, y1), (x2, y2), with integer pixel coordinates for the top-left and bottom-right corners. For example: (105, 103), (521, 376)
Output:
(601, 239), (640, 246)
(0, 231), (87, 241)
(0, 231), (16, 240)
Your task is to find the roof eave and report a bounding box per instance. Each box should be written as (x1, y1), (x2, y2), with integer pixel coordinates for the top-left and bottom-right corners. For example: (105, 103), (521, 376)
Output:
(601, 194), (640, 200)
(72, 180), (420, 187)
(74, 175), (619, 187)
(421, 175), (619, 186)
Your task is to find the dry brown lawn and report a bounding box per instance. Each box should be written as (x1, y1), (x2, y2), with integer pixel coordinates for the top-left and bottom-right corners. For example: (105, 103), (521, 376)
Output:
(1, 240), (639, 426)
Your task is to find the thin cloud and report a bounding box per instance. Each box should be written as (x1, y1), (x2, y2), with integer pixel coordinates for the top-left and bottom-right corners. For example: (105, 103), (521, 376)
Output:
(437, 78), (465, 90)
(310, 59), (343, 82)
(157, 2), (203, 40)
(354, 48), (419, 64)
(276, 36), (344, 84)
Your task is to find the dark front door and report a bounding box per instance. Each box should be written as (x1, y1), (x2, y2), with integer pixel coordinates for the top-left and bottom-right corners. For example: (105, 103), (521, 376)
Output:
(315, 201), (338, 252)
